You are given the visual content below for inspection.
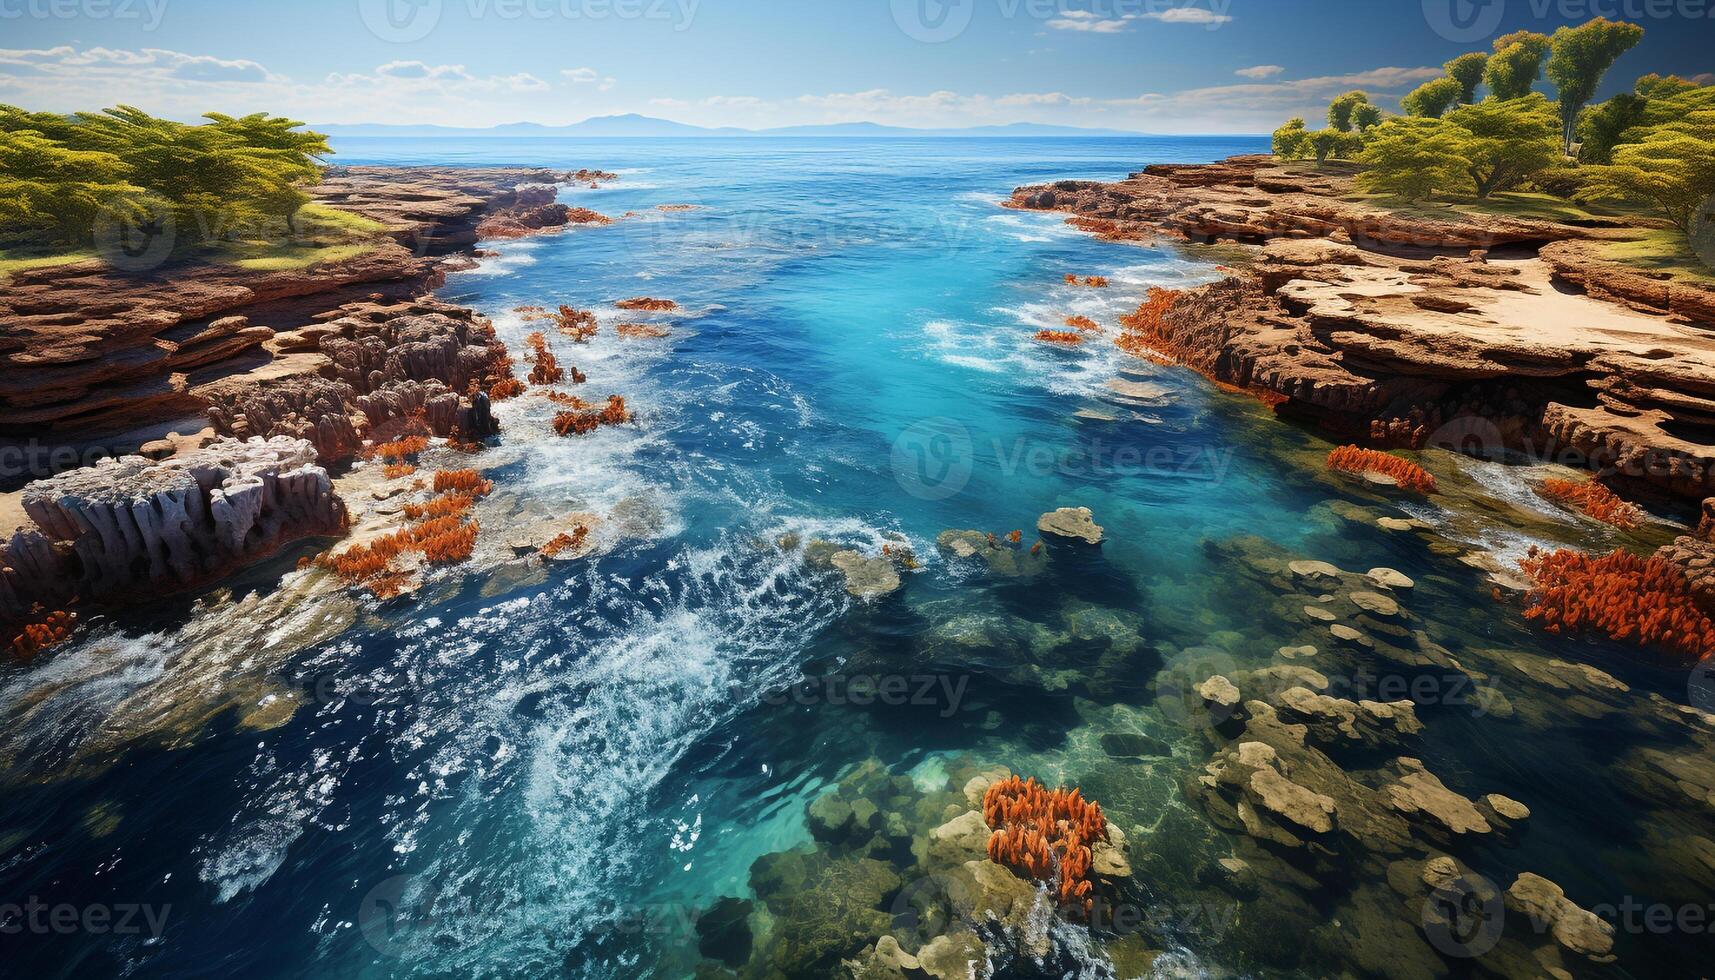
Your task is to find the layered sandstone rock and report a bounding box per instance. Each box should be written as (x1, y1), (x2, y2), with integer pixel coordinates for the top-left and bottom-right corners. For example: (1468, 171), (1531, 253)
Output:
(1, 166), (585, 439)
(1, 437), (344, 621)
(1014, 155), (1715, 500)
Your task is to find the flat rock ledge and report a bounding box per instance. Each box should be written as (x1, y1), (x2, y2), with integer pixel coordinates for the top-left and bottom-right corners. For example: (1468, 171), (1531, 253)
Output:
(1037, 506), (1103, 545)
(1, 436), (345, 623)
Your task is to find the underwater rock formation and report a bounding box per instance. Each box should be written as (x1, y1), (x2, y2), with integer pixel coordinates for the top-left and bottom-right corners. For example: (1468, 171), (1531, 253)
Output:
(1037, 507), (1103, 545)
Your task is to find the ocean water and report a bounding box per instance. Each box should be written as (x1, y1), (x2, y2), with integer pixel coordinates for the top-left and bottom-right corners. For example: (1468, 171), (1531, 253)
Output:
(2, 138), (1710, 979)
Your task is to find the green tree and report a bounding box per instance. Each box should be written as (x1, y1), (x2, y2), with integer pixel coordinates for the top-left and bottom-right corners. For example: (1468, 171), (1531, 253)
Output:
(1355, 117), (1468, 201)
(1272, 117), (1309, 159)
(1546, 17), (1645, 154)
(1579, 107), (1715, 234)
(0, 130), (141, 244)
(1484, 31), (1551, 100)
(1327, 91), (1371, 133)
(1445, 52), (1490, 103)
(1447, 94), (1563, 198)
(1577, 92), (1648, 164)
(1307, 128), (1364, 164)
(1352, 103), (1383, 132)
(1402, 77), (1463, 118)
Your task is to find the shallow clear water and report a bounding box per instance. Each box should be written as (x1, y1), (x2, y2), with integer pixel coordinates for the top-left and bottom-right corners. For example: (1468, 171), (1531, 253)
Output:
(3, 138), (1710, 979)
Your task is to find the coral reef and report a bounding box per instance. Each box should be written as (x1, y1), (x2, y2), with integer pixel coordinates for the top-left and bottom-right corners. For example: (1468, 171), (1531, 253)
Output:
(552, 396), (630, 436)
(1326, 446), (1437, 494)
(487, 377), (526, 401)
(1034, 330), (1084, 346)
(1537, 478), (1644, 530)
(524, 332), (566, 386)
(539, 526), (589, 559)
(553, 306), (599, 343)
(321, 469), (490, 597)
(1064, 315), (1102, 333)
(1519, 547), (1715, 662)
(9, 606), (76, 657)
(981, 775), (1107, 915)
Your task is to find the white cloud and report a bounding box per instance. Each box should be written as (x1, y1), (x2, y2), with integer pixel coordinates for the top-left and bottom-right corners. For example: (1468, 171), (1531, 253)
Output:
(563, 66), (617, 91)
(0, 46), (274, 83)
(376, 61), (474, 81)
(1235, 65), (1285, 79)
(1047, 15), (1129, 32)
(1140, 7), (1233, 24)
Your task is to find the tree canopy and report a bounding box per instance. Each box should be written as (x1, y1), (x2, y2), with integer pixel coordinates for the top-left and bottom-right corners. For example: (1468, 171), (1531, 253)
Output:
(1402, 78), (1463, 119)
(1327, 91), (1371, 133)
(1356, 118), (1467, 201)
(1485, 31), (1551, 100)
(0, 105), (330, 255)
(1445, 52), (1489, 104)
(1579, 105), (1715, 233)
(1447, 93), (1563, 198)
(1546, 17), (1644, 153)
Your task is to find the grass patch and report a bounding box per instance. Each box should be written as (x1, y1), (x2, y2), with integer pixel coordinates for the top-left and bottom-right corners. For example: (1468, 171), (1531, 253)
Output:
(229, 243), (377, 272)
(0, 246), (98, 279)
(1597, 230), (1715, 283)
(1350, 190), (1645, 225)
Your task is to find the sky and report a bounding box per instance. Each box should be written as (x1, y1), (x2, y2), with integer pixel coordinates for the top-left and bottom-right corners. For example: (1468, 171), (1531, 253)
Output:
(0, 0), (1710, 132)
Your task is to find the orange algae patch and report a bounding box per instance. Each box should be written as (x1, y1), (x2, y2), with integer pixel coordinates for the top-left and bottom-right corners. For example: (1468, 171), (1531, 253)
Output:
(433, 469), (494, 497)
(403, 492), (476, 522)
(1114, 287), (1183, 360)
(1064, 275), (1109, 287)
(552, 396), (630, 436)
(382, 463), (417, 480)
(540, 525), (590, 558)
(1519, 547), (1715, 662)
(982, 775), (1107, 916)
(322, 470), (490, 595)
(1538, 478), (1643, 530)
(614, 297), (677, 312)
(1035, 330), (1084, 346)
(1064, 315), (1102, 333)
(1326, 446), (1437, 494)
(616, 322), (670, 339)
(10, 607), (75, 657)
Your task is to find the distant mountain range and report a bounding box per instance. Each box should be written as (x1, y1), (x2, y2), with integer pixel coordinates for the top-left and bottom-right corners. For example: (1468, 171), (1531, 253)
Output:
(315, 113), (1149, 139)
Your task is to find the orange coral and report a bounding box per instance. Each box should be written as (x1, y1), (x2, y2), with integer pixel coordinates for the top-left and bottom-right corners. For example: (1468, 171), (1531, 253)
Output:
(373, 436), (429, 461)
(540, 525), (590, 558)
(1519, 547), (1715, 662)
(1326, 446), (1437, 494)
(403, 491), (476, 521)
(982, 775), (1107, 916)
(1007, 530), (1023, 544)
(615, 297), (677, 312)
(10, 606), (75, 657)
(433, 469), (494, 497)
(1064, 275), (1108, 287)
(555, 306), (599, 343)
(616, 322), (670, 339)
(552, 396), (630, 436)
(1538, 478), (1644, 530)
(382, 463), (417, 479)
(1034, 330), (1084, 346)
(1114, 287), (1184, 360)
(489, 377), (526, 401)
(526, 331), (566, 385)
(1064, 316), (1102, 333)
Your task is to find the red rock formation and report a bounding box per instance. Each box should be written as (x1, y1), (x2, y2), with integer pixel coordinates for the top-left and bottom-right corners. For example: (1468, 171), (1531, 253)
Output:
(1064, 316), (1101, 333)
(616, 322), (670, 339)
(554, 306), (599, 342)
(540, 525), (590, 558)
(1034, 330), (1084, 346)
(614, 297), (678, 312)
(552, 396), (629, 436)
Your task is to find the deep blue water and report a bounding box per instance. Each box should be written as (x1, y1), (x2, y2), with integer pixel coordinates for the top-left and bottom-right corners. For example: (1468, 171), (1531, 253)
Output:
(3, 138), (1711, 979)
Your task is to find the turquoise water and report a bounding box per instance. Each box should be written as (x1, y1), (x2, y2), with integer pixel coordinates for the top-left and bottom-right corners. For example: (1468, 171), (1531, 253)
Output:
(2, 138), (1710, 978)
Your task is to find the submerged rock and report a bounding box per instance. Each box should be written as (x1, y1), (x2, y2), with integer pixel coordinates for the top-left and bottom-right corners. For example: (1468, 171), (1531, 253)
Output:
(830, 550), (902, 599)
(695, 898), (753, 968)
(1037, 507), (1103, 545)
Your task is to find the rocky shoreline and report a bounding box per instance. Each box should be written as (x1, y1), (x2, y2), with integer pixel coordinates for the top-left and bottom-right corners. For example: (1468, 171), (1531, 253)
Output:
(0, 165), (605, 628)
(1010, 154), (1715, 504)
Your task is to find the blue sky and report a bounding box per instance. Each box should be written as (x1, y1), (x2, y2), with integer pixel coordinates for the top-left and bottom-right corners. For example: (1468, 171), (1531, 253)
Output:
(1, 0), (1709, 131)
